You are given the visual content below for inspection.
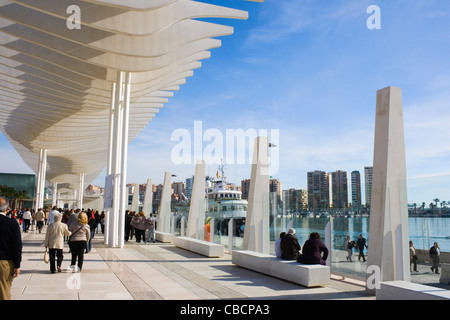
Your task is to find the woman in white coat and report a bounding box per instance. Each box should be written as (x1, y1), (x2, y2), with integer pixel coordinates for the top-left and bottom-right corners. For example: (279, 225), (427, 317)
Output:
(44, 213), (71, 273)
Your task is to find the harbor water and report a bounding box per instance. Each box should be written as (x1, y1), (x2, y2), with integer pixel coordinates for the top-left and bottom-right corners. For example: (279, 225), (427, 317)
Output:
(271, 216), (450, 253)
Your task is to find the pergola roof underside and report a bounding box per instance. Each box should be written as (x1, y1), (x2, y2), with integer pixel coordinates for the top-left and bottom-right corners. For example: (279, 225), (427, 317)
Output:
(0, 0), (260, 187)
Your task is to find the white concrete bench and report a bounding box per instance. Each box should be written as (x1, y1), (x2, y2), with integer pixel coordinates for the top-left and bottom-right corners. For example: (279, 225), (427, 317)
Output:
(155, 231), (175, 243)
(232, 250), (331, 287)
(440, 263), (450, 285)
(377, 281), (450, 300)
(173, 236), (224, 258)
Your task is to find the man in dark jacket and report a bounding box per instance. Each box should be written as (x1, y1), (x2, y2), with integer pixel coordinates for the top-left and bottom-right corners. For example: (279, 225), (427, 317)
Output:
(0, 197), (22, 300)
(124, 210), (132, 241)
(280, 228), (301, 260)
(356, 234), (368, 262)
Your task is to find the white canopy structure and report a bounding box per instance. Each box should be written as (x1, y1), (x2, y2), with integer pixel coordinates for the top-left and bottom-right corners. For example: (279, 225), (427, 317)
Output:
(0, 0), (262, 247)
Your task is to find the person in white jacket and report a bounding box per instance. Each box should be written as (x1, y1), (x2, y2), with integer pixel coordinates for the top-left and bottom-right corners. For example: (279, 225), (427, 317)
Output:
(44, 213), (71, 273)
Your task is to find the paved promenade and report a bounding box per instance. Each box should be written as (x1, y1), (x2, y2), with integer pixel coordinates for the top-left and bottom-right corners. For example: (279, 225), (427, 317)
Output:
(11, 225), (450, 303)
(12, 226), (374, 301)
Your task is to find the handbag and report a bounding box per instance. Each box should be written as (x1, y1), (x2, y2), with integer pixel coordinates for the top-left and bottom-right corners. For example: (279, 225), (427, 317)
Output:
(44, 249), (49, 264)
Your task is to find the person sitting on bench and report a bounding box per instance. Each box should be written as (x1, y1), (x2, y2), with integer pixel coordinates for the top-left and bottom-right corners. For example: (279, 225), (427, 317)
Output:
(280, 228), (301, 260)
(298, 232), (328, 265)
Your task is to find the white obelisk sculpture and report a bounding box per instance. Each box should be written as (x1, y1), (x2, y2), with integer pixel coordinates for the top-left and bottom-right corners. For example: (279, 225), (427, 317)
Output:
(243, 136), (270, 254)
(158, 172), (172, 233)
(186, 160), (206, 239)
(366, 86), (410, 294)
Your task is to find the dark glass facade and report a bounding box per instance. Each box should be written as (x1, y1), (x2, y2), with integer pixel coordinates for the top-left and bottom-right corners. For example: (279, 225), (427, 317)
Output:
(0, 172), (36, 198)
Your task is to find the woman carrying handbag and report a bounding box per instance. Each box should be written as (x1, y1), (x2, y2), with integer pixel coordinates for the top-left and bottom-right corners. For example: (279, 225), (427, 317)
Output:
(68, 212), (90, 272)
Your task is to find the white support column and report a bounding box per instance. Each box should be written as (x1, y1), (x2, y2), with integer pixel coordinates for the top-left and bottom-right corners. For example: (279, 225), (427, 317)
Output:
(34, 149), (43, 211)
(366, 87), (410, 294)
(38, 149), (47, 209)
(131, 184), (139, 212)
(186, 160), (206, 240)
(158, 172), (172, 233)
(105, 82), (116, 246)
(110, 70), (124, 248)
(73, 189), (77, 210)
(243, 136), (270, 254)
(118, 71), (131, 248)
(52, 182), (58, 207)
(142, 178), (153, 215)
(78, 173), (84, 210)
(107, 82), (116, 176)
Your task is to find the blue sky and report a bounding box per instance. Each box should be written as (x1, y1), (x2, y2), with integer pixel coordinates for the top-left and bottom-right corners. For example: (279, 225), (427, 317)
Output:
(1, 0), (450, 205)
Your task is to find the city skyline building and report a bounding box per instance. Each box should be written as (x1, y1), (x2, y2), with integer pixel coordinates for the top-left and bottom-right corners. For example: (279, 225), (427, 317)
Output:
(351, 170), (362, 209)
(282, 188), (308, 213)
(241, 179), (251, 200)
(307, 170), (330, 210)
(185, 176), (194, 199)
(269, 178), (282, 200)
(331, 170), (348, 209)
(365, 166), (374, 208)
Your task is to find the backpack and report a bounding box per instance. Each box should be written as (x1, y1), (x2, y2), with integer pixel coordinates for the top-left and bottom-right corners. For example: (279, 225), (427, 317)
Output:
(429, 246), (437, 255)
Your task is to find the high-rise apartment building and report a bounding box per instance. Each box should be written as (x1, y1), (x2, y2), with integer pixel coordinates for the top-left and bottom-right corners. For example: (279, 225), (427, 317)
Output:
(331, 170), (348, 208)
(307, 170), (330, 210)
(171, 181), (186, 201)
(351, 170), (362, 209)
(185, 176), (194, 199)
(241, 179), (251, 200)
(283, 188), (308, 212)
(269, 178), (282, 199)
(364, 166), (373, 208)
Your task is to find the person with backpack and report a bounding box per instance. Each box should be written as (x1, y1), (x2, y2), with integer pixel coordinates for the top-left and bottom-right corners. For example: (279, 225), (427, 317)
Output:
(429, 242), (441, 274)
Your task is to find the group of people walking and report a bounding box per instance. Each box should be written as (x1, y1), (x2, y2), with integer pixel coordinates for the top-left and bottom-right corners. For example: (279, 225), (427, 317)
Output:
(4, 207), (49, 233)
(345, 234), (368, 262)
(410, 240), (442, 274)
(44, 207), (94, 273)
(125, 211), (157, 243)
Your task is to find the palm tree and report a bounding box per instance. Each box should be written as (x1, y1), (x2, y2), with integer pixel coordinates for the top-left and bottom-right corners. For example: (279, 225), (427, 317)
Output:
(433, 198), (440, 209)
(15, 190), (29, 210)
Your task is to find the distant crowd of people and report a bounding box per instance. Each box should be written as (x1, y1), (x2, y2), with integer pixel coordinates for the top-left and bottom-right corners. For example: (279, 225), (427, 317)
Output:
(125, 210), (157, 244)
